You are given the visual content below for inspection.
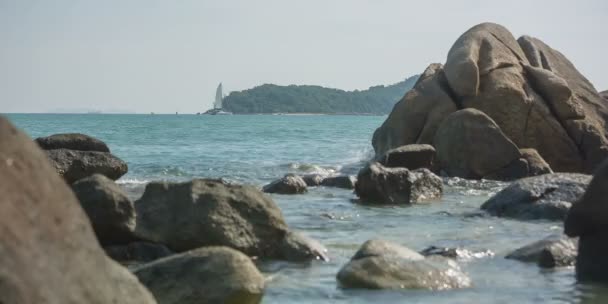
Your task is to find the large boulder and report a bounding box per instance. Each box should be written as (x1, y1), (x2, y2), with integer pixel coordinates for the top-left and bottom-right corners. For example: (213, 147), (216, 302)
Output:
(336, 240), (471, 290)
(434, 108), (522, 179)
(355, 162), (442, 204)
(35, 133), (110, 152)
(565, 160), (608, 281)
(46, 148), (128, 184)
(71, 174), (137, 245)
(134, 247), (264, 304)
(377, 144), (437, 171)
(505, 234), (577, 268)
(0, 116), (155, 303)
(262, 174), (307, 194)
(481, 173), (591, 221)
(372, 63), (458, 156)
(134, 179), (327, 261)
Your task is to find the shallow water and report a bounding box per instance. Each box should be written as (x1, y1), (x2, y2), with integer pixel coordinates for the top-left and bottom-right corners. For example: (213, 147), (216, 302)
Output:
(8, 113), (607, 303)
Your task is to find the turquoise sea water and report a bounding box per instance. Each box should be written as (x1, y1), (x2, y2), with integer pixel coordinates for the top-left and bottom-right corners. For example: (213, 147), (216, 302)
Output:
(8, 113), (608, 303)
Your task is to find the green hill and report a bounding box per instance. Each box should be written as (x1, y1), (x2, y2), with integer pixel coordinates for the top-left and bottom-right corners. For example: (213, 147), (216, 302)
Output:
(222, 75), (419, 114)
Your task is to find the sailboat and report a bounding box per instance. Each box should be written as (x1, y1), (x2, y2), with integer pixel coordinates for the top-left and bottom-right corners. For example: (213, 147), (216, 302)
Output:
(203, 83), (232, 115)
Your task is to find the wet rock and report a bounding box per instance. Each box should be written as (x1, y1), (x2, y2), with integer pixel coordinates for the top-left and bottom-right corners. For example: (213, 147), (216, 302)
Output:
(336, 240), (470, 290)
(481, 173), (591, 220)
(301, 174), (325, 186)
(134, 247), (264, 304)
(0, 116), (155, 304)
(71, 174), (137, 245)
(377, 144), (437, 171)
(105, 242), (173, 264)
(420, 246), (495, 260)
(483, 158), (530, 181)
(355, 162), (442, 204)
(135, 179), (325, 261)
(505, 234), (577, 268)
(263, 174), (307, 194)
(278, 231), (329, 262)
(321, 175), (357, 189)
(434, 108), (522, 179)
(36, 133), (111, 152)
(520, 148), (553, 176)
(46, 148), (128, 184)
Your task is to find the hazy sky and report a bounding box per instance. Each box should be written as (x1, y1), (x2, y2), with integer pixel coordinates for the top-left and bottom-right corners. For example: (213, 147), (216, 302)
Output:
(1, 0), (607, 113)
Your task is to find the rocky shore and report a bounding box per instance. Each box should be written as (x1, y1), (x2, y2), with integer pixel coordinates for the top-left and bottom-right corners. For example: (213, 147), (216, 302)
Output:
(2, 22), (608, 303)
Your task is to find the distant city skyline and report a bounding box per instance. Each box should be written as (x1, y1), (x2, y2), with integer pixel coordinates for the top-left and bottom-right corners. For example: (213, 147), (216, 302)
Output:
(1, 0), (607, 113)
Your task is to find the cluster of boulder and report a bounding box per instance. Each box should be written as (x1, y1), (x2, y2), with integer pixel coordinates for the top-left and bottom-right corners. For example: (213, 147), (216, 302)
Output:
(263, 172), (357, 194)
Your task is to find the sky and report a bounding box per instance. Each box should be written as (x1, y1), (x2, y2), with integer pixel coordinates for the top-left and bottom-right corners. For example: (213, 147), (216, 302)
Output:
(1, 0), (607, 114)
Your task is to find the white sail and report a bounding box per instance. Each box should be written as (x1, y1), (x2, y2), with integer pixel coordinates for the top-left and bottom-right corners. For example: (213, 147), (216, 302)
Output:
(214, 83), (223, 109)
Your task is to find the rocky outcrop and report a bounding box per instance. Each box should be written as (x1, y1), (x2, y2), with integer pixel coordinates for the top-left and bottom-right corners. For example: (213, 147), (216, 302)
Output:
(434, 109), (522, 179)
(481, 173), (591, 220)
(134, 179), (326, 261)
(35, 133), (110, 152)
(105, 242), (173, 265)
(505, 235), (577, 268)
(134, 247), (264, 304)
(377, 144), (437, 171)
(71, 174), (137, 245)
(336, 240), (471, 290)
(355, 162), (442, 204)
(320, 175), (357, 189)
(45, 149), (128, 184)
(263, 174), (307, 194)
(0, 116), (155, 304)
(372, 22), (608, 176)
(565, 160), (608, 281)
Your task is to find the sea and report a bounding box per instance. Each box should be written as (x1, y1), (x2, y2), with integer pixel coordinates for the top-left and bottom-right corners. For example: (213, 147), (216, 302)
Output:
(8, 113), (608, 303)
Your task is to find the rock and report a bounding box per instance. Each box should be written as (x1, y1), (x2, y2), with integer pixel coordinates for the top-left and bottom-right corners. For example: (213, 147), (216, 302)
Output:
(263, 174), (307, 194)
(301, 174), (324, 186)
(505, 234), (577, 268)
(520, 148), (553, 176)
(481, 173), (591, 221)
(482, 158), (529, 181)
(134, 247), (264, 304)
(434, 108), (522, 179)
(336, 240), (470, 290)
(135, 179), (325, 261)
(0, 116), (155, 303)
(355, 162), (442, 204)
(46, 148), (128, 184)
(565, 160), (608, 281)
(105, 242), (173, 264)
(35, 133), (111, 152)
(320, 175), (356, 189)
(372, 63), (458, 156)
(600, 90), (608, 101)
(277, 231), (329, 262)
(420, 246), (494, 260)
(71, 174), (137, 245)
(377, 144), (437, 171)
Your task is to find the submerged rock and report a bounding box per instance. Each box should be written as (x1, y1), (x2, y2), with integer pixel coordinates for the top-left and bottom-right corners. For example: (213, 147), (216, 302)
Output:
(263, 174), (308, 194)
(134, 247), (264, 304)
(336, 240), (470, 290)
(135, 179), (326, 261)
(321, 175), (357, 189)
(0, 116), (155, 304)
(420, 246), (495, 260)
(377, 144), (437, 171)
(355, 162), (442, 204)
(71, 174), (137, 245)
(46, 148), (128, 184)
(36, 133), (111, 152)
(481, 173), (591, 220)
(105, 242), (173, 264)
(505, 235), (577, 268)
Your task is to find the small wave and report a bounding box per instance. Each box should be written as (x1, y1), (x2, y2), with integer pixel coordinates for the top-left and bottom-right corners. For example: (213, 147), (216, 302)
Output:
(282, 162), (337, 176)
(116, 178), (150, 185)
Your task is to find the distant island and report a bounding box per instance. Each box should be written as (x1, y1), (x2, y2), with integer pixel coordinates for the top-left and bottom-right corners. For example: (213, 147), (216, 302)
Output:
(222, 75), (419, 115)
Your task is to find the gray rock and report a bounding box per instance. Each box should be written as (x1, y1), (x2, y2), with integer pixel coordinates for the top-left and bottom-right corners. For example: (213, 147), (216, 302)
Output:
(104, 242), (173, 264)
(600, 90), (608, 101)
(377, 144), (437, 171)
(505, 234), (577, 268)
(263, 174), (307, 194)
(46, 148), (128, 184)
(336, 240), (470, 290)
(278, 231), (329, 262)
(134, 247), (264, 304)
(36, 133), (110, 152)
(0, 116), (155, 304)
(301, 174), (325, 186)
(135, 179), (325, 261)
(71, 174), (137, 245)
(420, 246), (494, 260)
(481, 173), (591, 220)
(355, 162), (443, 204)
(320, 175), (357, 189)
